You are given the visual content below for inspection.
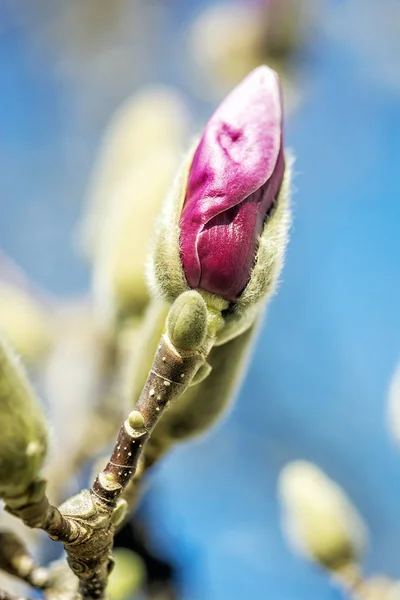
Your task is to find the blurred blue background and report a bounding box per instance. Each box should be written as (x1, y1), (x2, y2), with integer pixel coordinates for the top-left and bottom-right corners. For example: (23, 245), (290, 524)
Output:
(1, 0), (400, 598)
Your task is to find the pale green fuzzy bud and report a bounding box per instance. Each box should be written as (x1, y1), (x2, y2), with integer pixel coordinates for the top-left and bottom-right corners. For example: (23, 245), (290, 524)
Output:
(108, 549), (145, 600)
(92, 149), (183, 322)
(80, 87), (189, 323)
(166, 291), (208, 351)
(0, 282), (52, 363)
(81, 87), (189, 260)
(0, 336), (48, 497)
(148, 145), (292, 346)
(278, 461), (368, 571)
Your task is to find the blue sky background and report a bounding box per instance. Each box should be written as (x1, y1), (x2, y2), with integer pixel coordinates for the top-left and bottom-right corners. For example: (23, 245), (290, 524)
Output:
(1, 1), (400, 598)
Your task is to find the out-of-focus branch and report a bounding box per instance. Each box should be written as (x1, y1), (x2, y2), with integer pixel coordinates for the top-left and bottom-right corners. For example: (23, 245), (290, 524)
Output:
(0, 530), (49, 589)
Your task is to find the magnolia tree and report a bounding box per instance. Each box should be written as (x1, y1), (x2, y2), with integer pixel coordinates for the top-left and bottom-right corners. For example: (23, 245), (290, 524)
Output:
(0, 65), (397, 600)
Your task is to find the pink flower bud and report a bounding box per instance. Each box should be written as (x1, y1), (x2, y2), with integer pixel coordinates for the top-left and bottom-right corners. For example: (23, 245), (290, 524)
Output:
(179, 65), (284, 301)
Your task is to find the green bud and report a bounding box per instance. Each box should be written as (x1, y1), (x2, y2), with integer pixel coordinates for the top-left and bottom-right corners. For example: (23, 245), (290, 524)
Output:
(80, 88), (189, 324)
(0, 336), (48, 497)
(278, 461), (368, 571)
(0, 282), (53, 363)
(128, 410), (146, 431)
(108, 549), (145, 600)
(166, 291), (208, 351)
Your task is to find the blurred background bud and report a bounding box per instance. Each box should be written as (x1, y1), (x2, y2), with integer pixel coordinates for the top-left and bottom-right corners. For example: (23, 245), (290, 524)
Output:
(108, 548), (145, 600)
(278, 461), (368, 571)
(79, 87), (190, 324)
(189, 2), (266, 99)
(0, 337), (48, 497)
(0, 282), (53, 364)
(0, 255), (53, 364)
(188, 0), (319, 107)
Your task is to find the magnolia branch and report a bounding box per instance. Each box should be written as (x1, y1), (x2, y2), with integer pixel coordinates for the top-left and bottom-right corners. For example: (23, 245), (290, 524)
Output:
(74, 329), (211, 600)
(0, 531), (49, 589)
(3, 292), (213, 600)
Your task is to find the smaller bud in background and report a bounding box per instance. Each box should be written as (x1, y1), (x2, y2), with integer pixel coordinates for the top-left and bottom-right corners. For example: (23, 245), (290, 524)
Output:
(108, 549), (145, 600)
(278, 461), (368, 572)
(80, 87), (190, 324)
(0, 336), (48, 498)
(189, 2), (266, 99)
(81, 86), (189, 259)
(0, 255), (53, 363)
(188, 0), (318, 109)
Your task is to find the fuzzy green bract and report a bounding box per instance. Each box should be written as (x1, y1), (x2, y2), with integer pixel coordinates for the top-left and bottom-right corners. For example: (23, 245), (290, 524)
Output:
(0, 336), (48, 497)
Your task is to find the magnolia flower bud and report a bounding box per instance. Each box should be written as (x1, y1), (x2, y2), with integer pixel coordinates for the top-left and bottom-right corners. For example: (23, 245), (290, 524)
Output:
(81, 86), (189, 260)
(149, 65), (291, 344)
(0, 336), (48, 497)
(0, 283), (52, 363)
(180, 66), (284, 301)
(278, 461), (368, 571)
